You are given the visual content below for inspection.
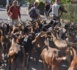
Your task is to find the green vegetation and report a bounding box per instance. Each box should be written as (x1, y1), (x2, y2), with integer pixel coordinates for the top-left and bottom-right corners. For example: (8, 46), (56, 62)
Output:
(39, 1), (45, 15)
(60, 0), (72, 4)
(62, 4), (77, 23)
(18, 0), (71, 4)
(50, 0), (72, 4)
(0, 0), (72, 7)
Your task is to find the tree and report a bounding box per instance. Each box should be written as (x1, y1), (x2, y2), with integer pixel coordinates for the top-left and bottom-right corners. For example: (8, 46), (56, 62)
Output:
(61, 0), (71, 4)
(51, 0), (71, 4)
(28, 0), (35, 2)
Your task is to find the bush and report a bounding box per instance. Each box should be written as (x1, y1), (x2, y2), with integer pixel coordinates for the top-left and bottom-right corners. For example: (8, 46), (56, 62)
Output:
(61, 4), (77, 23)
(39, 1), (45, 15)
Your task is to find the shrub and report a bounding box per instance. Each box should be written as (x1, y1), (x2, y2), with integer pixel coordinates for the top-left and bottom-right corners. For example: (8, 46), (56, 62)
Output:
(61, 4), (77, 23)
(39, 1), (45, 15)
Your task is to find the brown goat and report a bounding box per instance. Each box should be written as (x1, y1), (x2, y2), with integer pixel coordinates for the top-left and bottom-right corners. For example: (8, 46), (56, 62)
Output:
(41, 47), (66, 70)
(68, 56), (77, 70)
